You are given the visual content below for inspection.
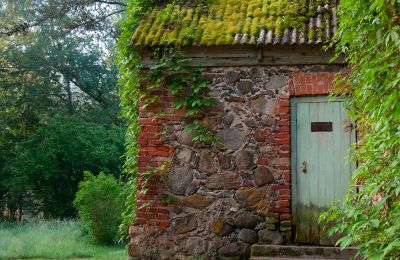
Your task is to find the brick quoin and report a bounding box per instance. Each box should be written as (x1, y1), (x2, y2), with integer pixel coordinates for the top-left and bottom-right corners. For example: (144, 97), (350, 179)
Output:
(135, 94), (175, 229)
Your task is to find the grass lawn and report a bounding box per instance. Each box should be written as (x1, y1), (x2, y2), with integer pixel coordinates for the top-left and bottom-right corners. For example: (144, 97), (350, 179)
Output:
(0, 220), (126, 260)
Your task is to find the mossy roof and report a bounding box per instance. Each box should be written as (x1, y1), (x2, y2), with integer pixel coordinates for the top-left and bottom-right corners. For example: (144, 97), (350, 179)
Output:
(131, 0), (338, 47)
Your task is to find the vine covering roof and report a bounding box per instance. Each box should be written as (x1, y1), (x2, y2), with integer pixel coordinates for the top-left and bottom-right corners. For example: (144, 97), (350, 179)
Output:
(130, 0), (338, 47)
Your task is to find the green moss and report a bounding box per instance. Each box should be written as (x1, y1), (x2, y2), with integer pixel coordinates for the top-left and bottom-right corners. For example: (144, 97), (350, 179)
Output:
(131, 0), (333, 46)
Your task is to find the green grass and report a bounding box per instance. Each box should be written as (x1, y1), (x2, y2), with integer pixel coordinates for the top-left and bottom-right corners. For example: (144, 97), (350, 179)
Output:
(0, 220), (126, 260)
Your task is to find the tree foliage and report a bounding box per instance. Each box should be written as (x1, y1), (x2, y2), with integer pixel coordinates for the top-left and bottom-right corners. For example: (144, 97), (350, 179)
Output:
(321, 1), (400, 258)
(0, 0), (125, 218)
(74, 172), (128, 244)
(2, 118), (125, 217)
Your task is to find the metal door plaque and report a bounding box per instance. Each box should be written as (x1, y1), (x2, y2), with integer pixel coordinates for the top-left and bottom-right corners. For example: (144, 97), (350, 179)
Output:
(311, 122), (332, 132)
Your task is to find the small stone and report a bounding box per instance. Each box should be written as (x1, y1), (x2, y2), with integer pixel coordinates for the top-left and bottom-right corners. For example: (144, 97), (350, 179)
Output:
(254, 130), (265, 142)
(252, 95), (277, 115)
(255, 222), (267, 231)
(168, 166), (194, 195)
(258, 229), (284, 245)
(218, 241), (250, 259)
(206, 171), (241, 190)
(183, 193), (215, 209)
(177, 131), (194, 146)
(176, 148), (193, 164)
(267, 75), (288, 89)
(222, 114), (234, 126)
(224, 70), (240, 84)
(234, 150), (255, 170)
(234, 212), (264, 228)
(186, 237), (207, 255)
(228, 96), (246, 103)
(250, 67), (262, 78)
(280, 220), (291, 227)
(217, 128), (245, 151)
(210, 217), (235, 236)
(218, 154), (233, 170)
(200, 117), (220, 128)
(199, 151), (218, 175)
(254, 166), (274, 187)
(238, 228), (258, 244)
(244, 118), (257, 128)
(236, 79), (253, 94)
(185, 183), (198, 196)
(171, 214), (198, 234)
(261, 117), (274, 127)
(194, 171), (207, 180)
(227, 231), (239, 242)
(235, 188), (269, 214)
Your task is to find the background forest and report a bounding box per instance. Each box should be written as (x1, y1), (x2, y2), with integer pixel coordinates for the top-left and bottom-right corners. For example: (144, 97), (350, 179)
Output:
(0, 0), (125, 219)
(0, 0), (129, 258)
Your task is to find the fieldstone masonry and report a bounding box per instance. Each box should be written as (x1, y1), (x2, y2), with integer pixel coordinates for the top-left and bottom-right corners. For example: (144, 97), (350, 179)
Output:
(129, 65), (340, 259)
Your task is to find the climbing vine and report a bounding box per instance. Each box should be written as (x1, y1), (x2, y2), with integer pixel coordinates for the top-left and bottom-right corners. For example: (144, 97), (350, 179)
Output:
(319, 1), (400, 259)
(117, 0), (215, 239)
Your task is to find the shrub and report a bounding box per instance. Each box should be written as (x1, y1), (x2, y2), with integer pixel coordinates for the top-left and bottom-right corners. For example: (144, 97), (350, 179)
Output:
(74, 172), (128, 244)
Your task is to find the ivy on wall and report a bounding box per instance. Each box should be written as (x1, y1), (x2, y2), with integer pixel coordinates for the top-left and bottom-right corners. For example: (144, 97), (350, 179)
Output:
(320, 1), (400, 258)
(117, 0), (215, 238)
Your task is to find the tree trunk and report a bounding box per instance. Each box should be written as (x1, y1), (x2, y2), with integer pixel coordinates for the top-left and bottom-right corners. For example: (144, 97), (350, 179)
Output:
(64, 71), (73, 115)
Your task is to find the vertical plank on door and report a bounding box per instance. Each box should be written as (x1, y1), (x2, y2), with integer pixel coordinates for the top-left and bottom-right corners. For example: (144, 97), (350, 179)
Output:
(308, 102), (320, 244)
(296, 102), (311, 243)
(318, 102), (335, 245)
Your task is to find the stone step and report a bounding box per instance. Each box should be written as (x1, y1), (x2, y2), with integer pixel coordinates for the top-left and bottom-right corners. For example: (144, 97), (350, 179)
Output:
(251, 245), (358, 259)
(250, 256), (337, 260)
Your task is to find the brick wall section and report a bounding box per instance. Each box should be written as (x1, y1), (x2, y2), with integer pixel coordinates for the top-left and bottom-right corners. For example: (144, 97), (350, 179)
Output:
(136, 90), (180, 228)
(289, 72), (335, 96)
(268, 96), (291, 222)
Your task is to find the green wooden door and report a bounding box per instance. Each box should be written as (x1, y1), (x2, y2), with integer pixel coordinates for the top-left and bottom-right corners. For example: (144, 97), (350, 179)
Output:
(291, 97), (355, 245)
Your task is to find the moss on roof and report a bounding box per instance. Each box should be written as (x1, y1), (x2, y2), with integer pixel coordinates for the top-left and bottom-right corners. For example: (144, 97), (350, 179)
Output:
(131, 0), (337, 47)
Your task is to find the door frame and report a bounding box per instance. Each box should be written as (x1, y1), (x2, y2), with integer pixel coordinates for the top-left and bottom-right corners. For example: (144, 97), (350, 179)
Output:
(290, 96), (347, 233)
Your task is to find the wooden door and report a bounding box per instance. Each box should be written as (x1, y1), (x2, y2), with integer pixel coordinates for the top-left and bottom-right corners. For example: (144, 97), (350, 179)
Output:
(291, 97), (355, 245)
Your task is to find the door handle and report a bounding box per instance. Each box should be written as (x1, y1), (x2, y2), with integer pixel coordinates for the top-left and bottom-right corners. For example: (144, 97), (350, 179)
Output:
(301, 161), (307, 173)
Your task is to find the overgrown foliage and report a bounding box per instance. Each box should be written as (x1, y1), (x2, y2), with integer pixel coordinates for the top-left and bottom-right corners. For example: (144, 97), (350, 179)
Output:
(117, 0), (217, 238)
(320, 1), (400, 258)
(3, 118), (125, 218)
(74, 172), (128, 244)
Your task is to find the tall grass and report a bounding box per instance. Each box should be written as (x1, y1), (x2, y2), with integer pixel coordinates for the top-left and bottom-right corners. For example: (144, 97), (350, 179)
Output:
(0, 220), (126, 259)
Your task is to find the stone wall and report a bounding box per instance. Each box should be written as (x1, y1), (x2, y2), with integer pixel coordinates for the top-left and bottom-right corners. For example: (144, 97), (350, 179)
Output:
(129, 65), (340, 259)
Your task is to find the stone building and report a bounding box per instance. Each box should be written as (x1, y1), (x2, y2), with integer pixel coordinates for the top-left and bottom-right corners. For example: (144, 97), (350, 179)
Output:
(127, 0), (356, 259)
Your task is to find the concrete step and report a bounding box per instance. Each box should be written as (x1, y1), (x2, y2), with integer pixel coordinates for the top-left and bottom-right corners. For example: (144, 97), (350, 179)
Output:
(251, 245), (358, 259)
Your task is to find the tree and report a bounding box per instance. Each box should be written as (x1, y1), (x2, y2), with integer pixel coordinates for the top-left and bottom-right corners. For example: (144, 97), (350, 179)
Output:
(2, 117), (125, 217)
(320, 1), (400, 258)
(0, 1), (125, 218)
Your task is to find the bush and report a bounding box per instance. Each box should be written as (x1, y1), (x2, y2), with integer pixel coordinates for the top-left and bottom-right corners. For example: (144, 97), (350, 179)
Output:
(2, 117), (125, 218)
(74, 172), (128, 244)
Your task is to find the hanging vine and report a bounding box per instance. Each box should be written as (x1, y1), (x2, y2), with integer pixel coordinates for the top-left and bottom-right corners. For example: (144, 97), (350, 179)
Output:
(117, 0), (215, 239)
